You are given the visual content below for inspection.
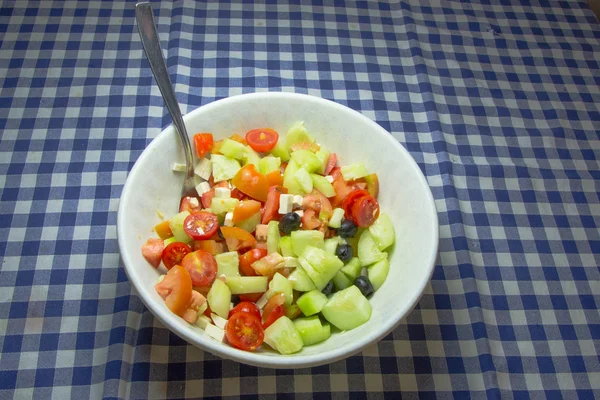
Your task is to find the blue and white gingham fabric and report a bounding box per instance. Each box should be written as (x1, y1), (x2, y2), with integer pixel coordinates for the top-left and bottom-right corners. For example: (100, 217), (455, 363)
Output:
(1, 1), (599, 398)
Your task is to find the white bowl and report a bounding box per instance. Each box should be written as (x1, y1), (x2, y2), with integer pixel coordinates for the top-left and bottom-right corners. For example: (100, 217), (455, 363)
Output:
(117, 92), (438, 369)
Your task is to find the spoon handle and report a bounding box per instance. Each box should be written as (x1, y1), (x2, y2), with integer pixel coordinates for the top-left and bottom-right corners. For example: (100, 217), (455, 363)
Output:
(135, 2), (194, 178)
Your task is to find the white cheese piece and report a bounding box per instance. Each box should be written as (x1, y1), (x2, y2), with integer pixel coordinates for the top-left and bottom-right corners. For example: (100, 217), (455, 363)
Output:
(195, 181), (211, 196)
(325, 175), (334, 183)
(194, 158), (212, 180)
(224, 212), (234, 227)
(211, 313), (228, 330)
(204, 324), (226, 342)
(278, 194), (294, 214)
(292, 195), (304, 209)
(189, 197), (200, 208)
(255, 224), (269, 241)
(214, 187), (231, 199)
(172, 162), (187, 172)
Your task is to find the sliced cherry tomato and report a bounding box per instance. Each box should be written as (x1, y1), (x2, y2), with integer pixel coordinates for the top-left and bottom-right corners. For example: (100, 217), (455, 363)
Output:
(262, 292), (286, 328)
(342, 189), (370, 220)
(324, 153), (337, 176)
(301, 209), (322, 231)
(201, 181), (229, 208)
(231, 164), (270, 202)
(220, 226), (257, 252)
(239, 248), (268, 276)
(228, 301), (261, 320)
(245, 128), (279, 152)
(230, 133), (247, 145)
(154, 220), (173, 240)
(180, 250), (218, 286)
(231, 188), (248, 201)
(161, 242), (192, 270)
(351, 195), (380, 227)
(141, 238), (164, 268)
(193, 133), (214, 158)
(290, 142), (320, 152)
(233, 200), (262, 223)
(303, 189), (333, 216)
(193, 240), (226, 255)
(330, 167), (368, 207)
(155, 265), (193, 317)
(262, 185), (287, 224)
(251, 252), (285, 277)
(225, 312), (264, 351)
(262, 304), (285, 329)
(183, 290), (208, 324)
(265, 170), (284, 187)
(239, 292), (264, 302)
(180, 196), (202, 214)
(183, 211), (219, 240)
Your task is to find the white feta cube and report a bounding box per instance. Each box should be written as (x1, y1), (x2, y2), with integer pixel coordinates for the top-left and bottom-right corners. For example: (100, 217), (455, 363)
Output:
(194, 158), (212, 180)
(278, 194), (294, 214)
(224, 212), (234, 227)
(255, 224), (269, 241)
(172, 162), (187, 172)
(195, 181), (211, 196)
(211, 313), (228, 330)
(214, 187), (231, 199)
(189, 197), (200, 208)
(292, 195), (304, 209)
(325, 175), (334, 183)
(204, 324), (225, 342)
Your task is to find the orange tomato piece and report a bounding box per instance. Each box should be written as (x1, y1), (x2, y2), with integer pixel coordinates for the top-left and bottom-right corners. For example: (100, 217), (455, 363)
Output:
(265, 170), (284, 187)
(231, 164), (270, 202)
(193, 240), (226, 255)
(233, 200), (262, 223)
(230, 133), (247, 145)
(193, 133), (214, 158)
(155, 265), (193, 317)
(220, 226), (257, 251)
(154, 220), (173, 240)
(212, 139), (223, 154)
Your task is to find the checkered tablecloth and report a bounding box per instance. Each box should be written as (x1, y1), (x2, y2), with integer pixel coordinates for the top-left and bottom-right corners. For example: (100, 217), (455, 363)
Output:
(1, 0), (599, 398)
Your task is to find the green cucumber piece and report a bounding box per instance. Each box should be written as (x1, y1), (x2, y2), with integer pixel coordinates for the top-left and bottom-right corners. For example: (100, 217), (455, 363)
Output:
(300, 246), (344, 290)
(288, 267), (316, 292)
(314, 147), (330, 175)
(368, 213), (395, 251)
(341, 257), (362, 280)
(163, 236), (177, 246)
(324, 237), (342, 256)
(285, 121), (315, 151)
(259, 156), (281, 175)
(328, 208), (345, 229)
(341, 163), (369, 180)
(243, 145), (261, 167)
(207, 279), (231, 319)
(279, 236), (294, 257)
(310, 174), (335, 197)
(285, 304), (302, 319)
(290, 150), (321, 173)
(283, 159), (305, 195)
(291, 230), (325, 257)
(235, 211), (261, 233)
(357, 230), (387, 267)
(263, 316), (304, 355)
(219, 139), (247, 160)
(294, 167), (313, 193)
(210, 197), (240, 215)
(225, 276), (269, 295)
(169, 211), (192, 243)
(268, 272), (293, 306)
(267, 220), (281, 254)
(211, 154), (241, 182)
(215, 251), (240, 277)
(332, 270), (352, 291)
(368, 256), (390, 291)
(296, 290), (328, 316)
(293, 316), (331, 346)
(321, 285), (372, 331)
(270, 140), (290, 162)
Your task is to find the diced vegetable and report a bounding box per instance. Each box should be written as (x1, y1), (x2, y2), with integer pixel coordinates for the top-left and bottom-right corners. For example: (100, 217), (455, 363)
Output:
(215, 251), (240, 277)
(341, 163), (369, 180)
(299, 246), (344, 291)
(210, 197), (240, 215)
(207, 279), (232, 319)
(270, 140), (290, 162)
(310, 174), (335, 197)
(332, 270), (352, 291)
(282, 159), (305, 195)
(279, 236), (294, 257)
(290, 150), (321, 173)
(267, 220), (281, 255)
(294, 167), (313, 193)
(296, 290), (328, 316)
(211, 154), (242, 182)
(226, 276), (269, 294)
(357, 230), (387, 267)
(368, 213), (395, 251)
(219, 138), (247, 160)
(251, 252), (284, 277)
(259, 156), (281, 176)
(290, 230), (325, 257)
(368, 256), (390, 291)
(268, 273), (293, 306)
(314, 147), (330, 175)
(321, 285), (372, 331)
(263, 316), (304, 354)
(169, 211), (192, 243)
(285, 121), (315, 151)
(235, 212), (261, 233)
(328, 208), (345, 229)
(341, 257), (362, 281)
(293, 316), (331, 346)
(243, 145), (261, 167)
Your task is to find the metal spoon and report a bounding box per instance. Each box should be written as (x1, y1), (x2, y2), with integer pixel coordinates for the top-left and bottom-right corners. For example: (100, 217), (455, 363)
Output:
(135, 2), (197, 202)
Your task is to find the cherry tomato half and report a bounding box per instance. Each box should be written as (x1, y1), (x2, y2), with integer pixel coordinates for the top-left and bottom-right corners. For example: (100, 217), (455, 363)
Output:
(245, 128), (279, 152)
(239, 248), (268, 276)
(155, 265), (193, 317)
(220, 226), (257, 252)
(262, 292), (286, 328)
(229, 301), (261, 320)
(351, 195), (380, 228)
(263, 304), (285, 329)
(262, 185), (287, 224)
(183, 211), (219, 240)
(225, 312), (265, 351)
(324, 153), (337, 176)
(233, 200), (262, 224)
(342, 189), (370, 221)
(231, 164), (270, 202)
(193, 133), (214, 158)
(180, 250), (218, 286)
(161, 242), (192, 270)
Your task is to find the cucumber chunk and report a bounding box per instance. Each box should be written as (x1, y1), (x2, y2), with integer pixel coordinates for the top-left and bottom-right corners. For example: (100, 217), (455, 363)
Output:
(285, 121), (315, 151)
(368, 256), (390, 291)
(299, 246), (344, 290)
(314, 147), (330, 175)
(219, 139), (247, 160)
(163, 237), (177, 246)
(279, 236), (294, 257)
(285, 304), (302, 319)
(332, 270), (352, 291)
(341, 163), (369, 180)
(294, 167), (313, 193)
(210, 197), (239, 215)
(269, 273), (293, 306)
(264, 316), (304, 355)
(357, 230), (387, 267)
(211, 154), (241, 182)
(288, 267), (316, 292)
(267, 220), (281, 255)
(341, 257), (362, 281)
(270, 140), (290, 162)
(324, 237), (342, 255)
(328, 208), (345, 229)
(293, 316), (331, 346)
(296, 290), (328, 316)
(283, 159), (305, 195)
(290, 150), (321, 173)
(259, 156), (281, 175)
(207, 279), (231, 319)
(235, 211), (261, 233)
(290, 230), (325, 257)
(321, 285), (372, 331)
(243, 145), (261, 168)
(215, 251), (240, 277)
(368, 213), (395, 251)
(225, 276), (269, 295)
(310, 174), (335, 197)
(169, 211), (192, 243)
